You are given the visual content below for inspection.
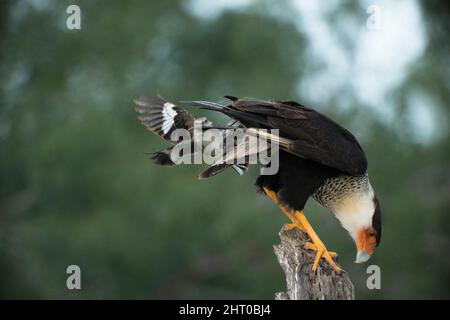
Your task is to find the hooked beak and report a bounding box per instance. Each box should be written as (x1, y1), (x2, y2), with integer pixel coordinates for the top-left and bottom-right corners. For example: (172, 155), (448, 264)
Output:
(355, 250), (371, 264)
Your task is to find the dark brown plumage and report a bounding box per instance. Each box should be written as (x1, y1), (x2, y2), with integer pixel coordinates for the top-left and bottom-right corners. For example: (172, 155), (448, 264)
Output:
(208, 98), (367, 176)
(135, 95), (382, 269)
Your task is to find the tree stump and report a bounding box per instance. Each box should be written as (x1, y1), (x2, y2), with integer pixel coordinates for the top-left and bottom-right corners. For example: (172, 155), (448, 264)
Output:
(273, 228), (355, 300)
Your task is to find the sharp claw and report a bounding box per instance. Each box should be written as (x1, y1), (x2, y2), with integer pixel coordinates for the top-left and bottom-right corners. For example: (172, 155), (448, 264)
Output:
(312, 248), (323, 271)
(305, 242), (338, 258)
(305, 242), (341, 273)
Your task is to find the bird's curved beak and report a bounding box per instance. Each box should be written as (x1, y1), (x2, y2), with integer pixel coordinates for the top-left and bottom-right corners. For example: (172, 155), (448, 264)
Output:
(355, 250), (371, 264)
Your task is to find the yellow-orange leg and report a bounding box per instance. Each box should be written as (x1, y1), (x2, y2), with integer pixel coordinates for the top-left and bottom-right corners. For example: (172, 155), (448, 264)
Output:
(305, 242), (337, 259)
(263, 187), (340, 273)
(293, 211), (341, 273)
(263, 187), (305, 232)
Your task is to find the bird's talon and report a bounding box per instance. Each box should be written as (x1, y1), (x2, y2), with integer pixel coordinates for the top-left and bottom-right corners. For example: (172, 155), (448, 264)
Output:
(305, 242), (341, 273)
(312, 248), (323, 271)
(305, 242), (338, 258)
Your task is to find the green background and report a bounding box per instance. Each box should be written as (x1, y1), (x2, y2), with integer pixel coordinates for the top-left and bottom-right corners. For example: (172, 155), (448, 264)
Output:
(1, 0), (449, 299)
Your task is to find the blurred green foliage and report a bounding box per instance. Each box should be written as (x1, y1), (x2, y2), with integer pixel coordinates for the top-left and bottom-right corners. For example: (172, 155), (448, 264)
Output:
(0, 0), (449, 299)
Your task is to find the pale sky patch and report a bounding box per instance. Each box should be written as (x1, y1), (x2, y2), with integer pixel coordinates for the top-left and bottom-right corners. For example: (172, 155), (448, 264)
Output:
(187, 0), (254, 20)
(188, 0), (434, 142)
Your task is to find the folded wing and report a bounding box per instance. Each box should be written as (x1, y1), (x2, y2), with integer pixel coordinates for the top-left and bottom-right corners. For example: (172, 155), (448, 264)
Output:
(192, 97), (368, 175)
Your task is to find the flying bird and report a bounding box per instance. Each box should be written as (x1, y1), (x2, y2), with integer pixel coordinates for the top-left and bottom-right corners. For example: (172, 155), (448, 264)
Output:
(134, 95), (381, 273)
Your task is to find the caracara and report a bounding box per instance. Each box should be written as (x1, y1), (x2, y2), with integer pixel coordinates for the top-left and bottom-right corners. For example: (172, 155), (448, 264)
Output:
(134, 96), (382, 272)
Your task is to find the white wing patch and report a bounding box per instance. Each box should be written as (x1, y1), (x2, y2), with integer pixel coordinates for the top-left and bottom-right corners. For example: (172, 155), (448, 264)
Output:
(161, 102), (177, 134)
(231, 164), (245, 176)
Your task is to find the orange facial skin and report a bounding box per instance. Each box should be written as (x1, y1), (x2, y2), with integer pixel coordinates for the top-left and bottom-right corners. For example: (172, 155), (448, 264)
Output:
(356, 227), (378, 256)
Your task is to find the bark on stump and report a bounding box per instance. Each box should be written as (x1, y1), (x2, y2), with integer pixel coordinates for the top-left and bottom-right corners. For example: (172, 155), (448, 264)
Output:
(274, 228), (355, 300)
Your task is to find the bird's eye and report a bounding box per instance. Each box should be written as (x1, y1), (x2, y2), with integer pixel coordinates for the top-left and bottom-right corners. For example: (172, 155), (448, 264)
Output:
(368, 230), (376, 237)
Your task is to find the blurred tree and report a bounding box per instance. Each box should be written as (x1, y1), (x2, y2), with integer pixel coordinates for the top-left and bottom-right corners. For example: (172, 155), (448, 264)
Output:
(0, 0), (448, 299)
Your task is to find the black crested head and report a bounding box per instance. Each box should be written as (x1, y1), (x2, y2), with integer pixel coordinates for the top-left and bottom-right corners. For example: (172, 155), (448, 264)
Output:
(372, 196), (382, 246)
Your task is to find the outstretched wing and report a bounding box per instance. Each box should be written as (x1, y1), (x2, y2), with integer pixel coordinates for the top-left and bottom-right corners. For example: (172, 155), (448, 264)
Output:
(192, 97), (368, 175)
(134, 96), (249, 177)
(134, 96), (195, 142)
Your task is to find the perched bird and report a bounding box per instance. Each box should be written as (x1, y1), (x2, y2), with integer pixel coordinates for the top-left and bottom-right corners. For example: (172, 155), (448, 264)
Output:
(134, 95), (382, 273)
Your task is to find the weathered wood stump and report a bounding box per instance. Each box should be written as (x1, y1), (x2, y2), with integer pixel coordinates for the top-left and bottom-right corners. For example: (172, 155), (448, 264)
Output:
(274, 228), (355, 300)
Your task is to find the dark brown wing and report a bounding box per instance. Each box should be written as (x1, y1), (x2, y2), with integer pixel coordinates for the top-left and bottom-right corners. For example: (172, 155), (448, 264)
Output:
(134, 96), (195, 143)
(220, 98), (368, 175)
